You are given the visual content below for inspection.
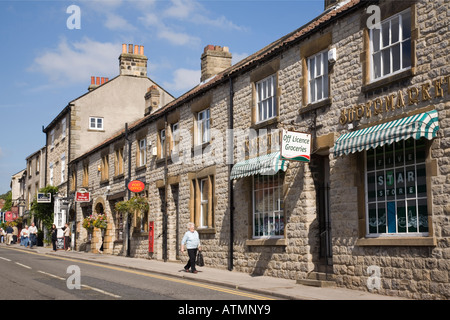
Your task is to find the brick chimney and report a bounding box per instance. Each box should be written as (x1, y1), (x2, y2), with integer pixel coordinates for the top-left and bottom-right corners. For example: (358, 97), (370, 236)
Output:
(144, 85), (160, 115)
(200, 45), (232, 82)
(88, 76), (109, 91)
(119, 43), (148, 77)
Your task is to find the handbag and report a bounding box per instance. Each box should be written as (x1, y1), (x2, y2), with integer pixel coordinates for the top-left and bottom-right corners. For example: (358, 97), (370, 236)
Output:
(196, 251), (204, 267)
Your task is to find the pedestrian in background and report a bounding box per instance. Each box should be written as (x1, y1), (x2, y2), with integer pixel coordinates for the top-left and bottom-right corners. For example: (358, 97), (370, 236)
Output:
(6, 225), (13, 245)
(63, 223), (71, 251)
(181, 222), (201, 274)
(21, 226), (29, 248)
(12, 225), (18, 244)
(51, 224), (57, 251)
(28, 222), (38, 249)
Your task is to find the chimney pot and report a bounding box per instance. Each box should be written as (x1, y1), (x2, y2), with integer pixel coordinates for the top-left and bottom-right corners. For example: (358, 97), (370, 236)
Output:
(140, 45), (144, 55)
(122, 44), (127, 53)
(101, 77), (105, 84)
(134, 45), (138, 54)
(96, 77), (100, 85)
(128, 44), (133, 54)
(91, 76), (95, 85)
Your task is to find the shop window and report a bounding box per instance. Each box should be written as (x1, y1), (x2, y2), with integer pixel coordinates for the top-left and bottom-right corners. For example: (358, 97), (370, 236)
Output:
(256, 74), (277, 123)
(252, 172), (284, 238)
(308, 50), (329, 103)
(365, 138), (428, 236)
(370, 9), (411, 81)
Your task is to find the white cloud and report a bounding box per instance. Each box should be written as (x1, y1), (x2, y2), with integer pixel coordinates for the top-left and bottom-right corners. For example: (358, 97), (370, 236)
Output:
(104, 13), (137, 31)
(163, 68), (200, 92)
(232, 52), (249, 65)
(29, 37), (120, 86)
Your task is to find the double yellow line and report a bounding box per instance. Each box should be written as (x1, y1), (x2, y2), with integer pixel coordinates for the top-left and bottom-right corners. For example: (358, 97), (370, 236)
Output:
(3, 246), (275, 300)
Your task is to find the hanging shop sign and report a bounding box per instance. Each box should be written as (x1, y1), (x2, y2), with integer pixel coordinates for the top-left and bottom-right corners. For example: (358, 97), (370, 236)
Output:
(339, 75), (450, 125)
(75, 190), (91, 202)
(37, 193), (52, 203)
(128, 180), (145, 193)
(281, 130), (311, 162)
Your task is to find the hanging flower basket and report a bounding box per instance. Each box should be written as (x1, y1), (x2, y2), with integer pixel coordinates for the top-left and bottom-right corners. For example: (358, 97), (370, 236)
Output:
(93, 214), (108, 230)
(82, 215), (95, 231)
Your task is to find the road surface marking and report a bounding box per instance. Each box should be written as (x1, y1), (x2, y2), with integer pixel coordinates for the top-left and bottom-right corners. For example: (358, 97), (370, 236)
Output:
(0, 257), (11, 261)
(15, 262), (31, 269)
(3, 246), (274, 300)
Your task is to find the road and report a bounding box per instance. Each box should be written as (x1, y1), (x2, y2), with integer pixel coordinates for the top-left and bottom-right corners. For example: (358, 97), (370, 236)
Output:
(0, 246), (277, 301)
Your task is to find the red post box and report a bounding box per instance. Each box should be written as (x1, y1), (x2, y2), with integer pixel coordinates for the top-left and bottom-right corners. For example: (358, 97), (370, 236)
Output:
(148, 221), (154, 253)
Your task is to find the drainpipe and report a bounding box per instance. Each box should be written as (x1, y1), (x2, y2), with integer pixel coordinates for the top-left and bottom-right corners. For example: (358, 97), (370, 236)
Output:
(228, 76), (234, 271)
(125, 123), (131, 257)
(163, 114), (168, 262)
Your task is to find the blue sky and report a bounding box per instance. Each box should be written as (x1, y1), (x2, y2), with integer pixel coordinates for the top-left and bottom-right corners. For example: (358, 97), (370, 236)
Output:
(0, 0), (325, 194)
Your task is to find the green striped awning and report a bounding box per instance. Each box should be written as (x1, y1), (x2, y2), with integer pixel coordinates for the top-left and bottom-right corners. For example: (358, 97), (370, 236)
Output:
(334, 110), (440, 157)
(230, 151), (288, 180)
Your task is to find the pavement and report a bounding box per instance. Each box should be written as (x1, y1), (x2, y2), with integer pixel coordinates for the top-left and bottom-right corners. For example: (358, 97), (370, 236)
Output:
(2, 243), (408, 300)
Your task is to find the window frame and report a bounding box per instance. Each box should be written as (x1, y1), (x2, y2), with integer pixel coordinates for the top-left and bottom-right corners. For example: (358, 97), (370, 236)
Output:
(197, 108), (210, 145)
(139, 138), (147, 165)
(255, 74), (277, 123)
(89, 117), (104, 131)
(172, 122), (180, 155)
(114, 147), (124, 176)
(307, 50), (329, 104)
(60, 153), (66, 184)
(252, 172), (285, 239)
(364, 138), (429, 237)
(370, 8), (411, 82)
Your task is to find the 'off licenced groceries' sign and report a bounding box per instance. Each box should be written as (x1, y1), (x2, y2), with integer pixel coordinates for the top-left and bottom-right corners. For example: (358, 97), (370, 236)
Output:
(281, 130), (311, 163)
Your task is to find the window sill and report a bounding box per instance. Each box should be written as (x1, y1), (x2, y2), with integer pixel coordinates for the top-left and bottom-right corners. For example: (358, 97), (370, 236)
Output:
(362, 69), (413, 93)
(356, 236), (436, 247)
(252, 116), (279, 130)
(135, 164), (146, 172)
(197, 228), (215, 234)
(300, 97), (331, 115)
(113, 173), (124, 181)
(246, 238), (286, 246)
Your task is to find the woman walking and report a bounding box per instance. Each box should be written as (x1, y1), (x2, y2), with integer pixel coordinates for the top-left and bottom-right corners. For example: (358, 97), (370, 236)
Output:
(51, 224), (57, 251)
(181, 222), (201, 274)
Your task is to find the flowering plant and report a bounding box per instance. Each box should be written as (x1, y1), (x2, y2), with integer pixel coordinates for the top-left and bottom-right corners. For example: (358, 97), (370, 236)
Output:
(93, 214), (108, 229)
(82, 215), (95, 231)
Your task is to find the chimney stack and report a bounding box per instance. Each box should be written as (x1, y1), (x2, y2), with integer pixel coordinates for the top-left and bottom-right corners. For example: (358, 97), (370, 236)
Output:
(144, 85), (161, 115)
(88, 76), (109, 91)
(200, 45), (232, 82)
(119, 43), (148, 77)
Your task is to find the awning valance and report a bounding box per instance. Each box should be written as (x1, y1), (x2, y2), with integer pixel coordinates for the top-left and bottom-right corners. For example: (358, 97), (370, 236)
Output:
(333, 110), (439, 157)
(230, 151), (288, 180)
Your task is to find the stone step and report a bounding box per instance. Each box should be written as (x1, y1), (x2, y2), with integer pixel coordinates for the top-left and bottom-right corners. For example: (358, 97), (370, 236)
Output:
(296, 272), (336, 288)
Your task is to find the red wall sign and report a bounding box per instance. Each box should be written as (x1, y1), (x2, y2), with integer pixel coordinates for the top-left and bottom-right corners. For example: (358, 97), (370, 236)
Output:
(75, 191), (91, 202)
(128, 180), (145, 193)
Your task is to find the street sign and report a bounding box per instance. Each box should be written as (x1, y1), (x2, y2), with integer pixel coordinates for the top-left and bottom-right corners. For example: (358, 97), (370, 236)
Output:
(75, 191), (91, 202)
(37, 193), (52, 203)
(128, 180), (145, 193)
(281, 129), (311, 163)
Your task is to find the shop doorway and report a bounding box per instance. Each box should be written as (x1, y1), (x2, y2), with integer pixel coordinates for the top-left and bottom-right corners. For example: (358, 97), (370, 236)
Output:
(313, 154), (333, 269)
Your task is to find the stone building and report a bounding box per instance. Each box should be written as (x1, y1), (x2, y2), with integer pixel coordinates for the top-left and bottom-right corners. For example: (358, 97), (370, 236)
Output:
(23, 146), (46, 224)
(69, 0), (450, 299)
(42, 44), (174, 199)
